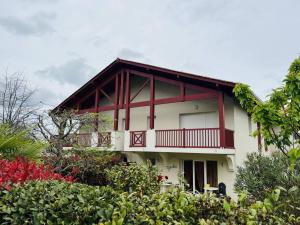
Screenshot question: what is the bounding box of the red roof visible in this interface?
[54,58,237,110]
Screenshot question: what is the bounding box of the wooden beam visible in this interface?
[99,105,114,111]
[94,89,100,132]
[150,75,155,129]
[130,69,217,93]
[77,90,96,105]
[95,89,99,112]
[128,101,149,108]
[99,88,113,102]
[184,92,218,101]
[130,79,150,102]
[119,70,124,108]
[125,71,130,130]
[218,92,225,147]
[114,74,119,130]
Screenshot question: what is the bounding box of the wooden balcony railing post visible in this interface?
[183,128,186,148]
[155,128,234,149]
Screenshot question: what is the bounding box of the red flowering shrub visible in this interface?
[0,157,74,190]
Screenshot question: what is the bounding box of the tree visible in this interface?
[35,109,95,158]
[0,72,37,130]
[233,56,300,166]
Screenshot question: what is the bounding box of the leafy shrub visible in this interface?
[43,148,124,185]
[105,161,160,195]
[0,181,116,225]
[0,124,45,160]
[0,181,299,225]
[235,152,300,215]
[0,157,74,190]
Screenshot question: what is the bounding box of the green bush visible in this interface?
[0,124,45,160]
[0,181,299,225]
[43,148,124,185]
[105,161,160,195]
[235,152,300,215]
[0,181,116,225]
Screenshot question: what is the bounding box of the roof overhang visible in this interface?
[53,58,237,111]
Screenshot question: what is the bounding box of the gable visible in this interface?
[53,58,236,112]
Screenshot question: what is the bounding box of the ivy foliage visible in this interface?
[233,57,300,162]
[0,181,299,225]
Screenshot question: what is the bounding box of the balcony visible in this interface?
[64,131,124,151]
[126,128,235,154]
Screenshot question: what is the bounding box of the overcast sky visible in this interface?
[0,0,299,108]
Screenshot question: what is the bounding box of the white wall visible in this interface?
[125,152,236,197]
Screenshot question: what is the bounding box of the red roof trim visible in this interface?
[54,58,236,110]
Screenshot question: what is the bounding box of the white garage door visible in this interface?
[180,112,218,129]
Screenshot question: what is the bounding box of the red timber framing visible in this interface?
[73,68,226,144]
[125,71,130,130]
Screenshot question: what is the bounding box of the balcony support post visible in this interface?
[125,71,130,130]
[218,92,225,147]
[150,74,155,129]
[114,73,119,131]
[119,71,124,109]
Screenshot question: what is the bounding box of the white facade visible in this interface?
[55,59,264,198]
[80,79,261,198]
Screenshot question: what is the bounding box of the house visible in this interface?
[55,58,261,197]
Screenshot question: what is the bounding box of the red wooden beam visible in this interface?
[99,105,114,111]
[218,92,225,147]
[130,78,150,102]
[99,88,113,102]
[130,69,217,93]
[78,92,218,113]
[79,73,117,105]
[96,73,117,89]
[154,97,180,105]
[128,101,149,108]
[77,90,96,105]
[94,89,100,132]
[125,71,130,130]
[184,92,218,101]
[119,70,124,108]
[114,74,119,130]
[150,75,155,129]
[95,89,99,112]
[185,83,218,93]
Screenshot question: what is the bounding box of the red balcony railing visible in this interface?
[130,131,146,147]
[155,128,234,148]
[98,132,111,147]
[77,133,92,147]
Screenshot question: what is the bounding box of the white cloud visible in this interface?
[0,0,299,110]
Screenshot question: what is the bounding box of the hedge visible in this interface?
[0,181,299,225]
